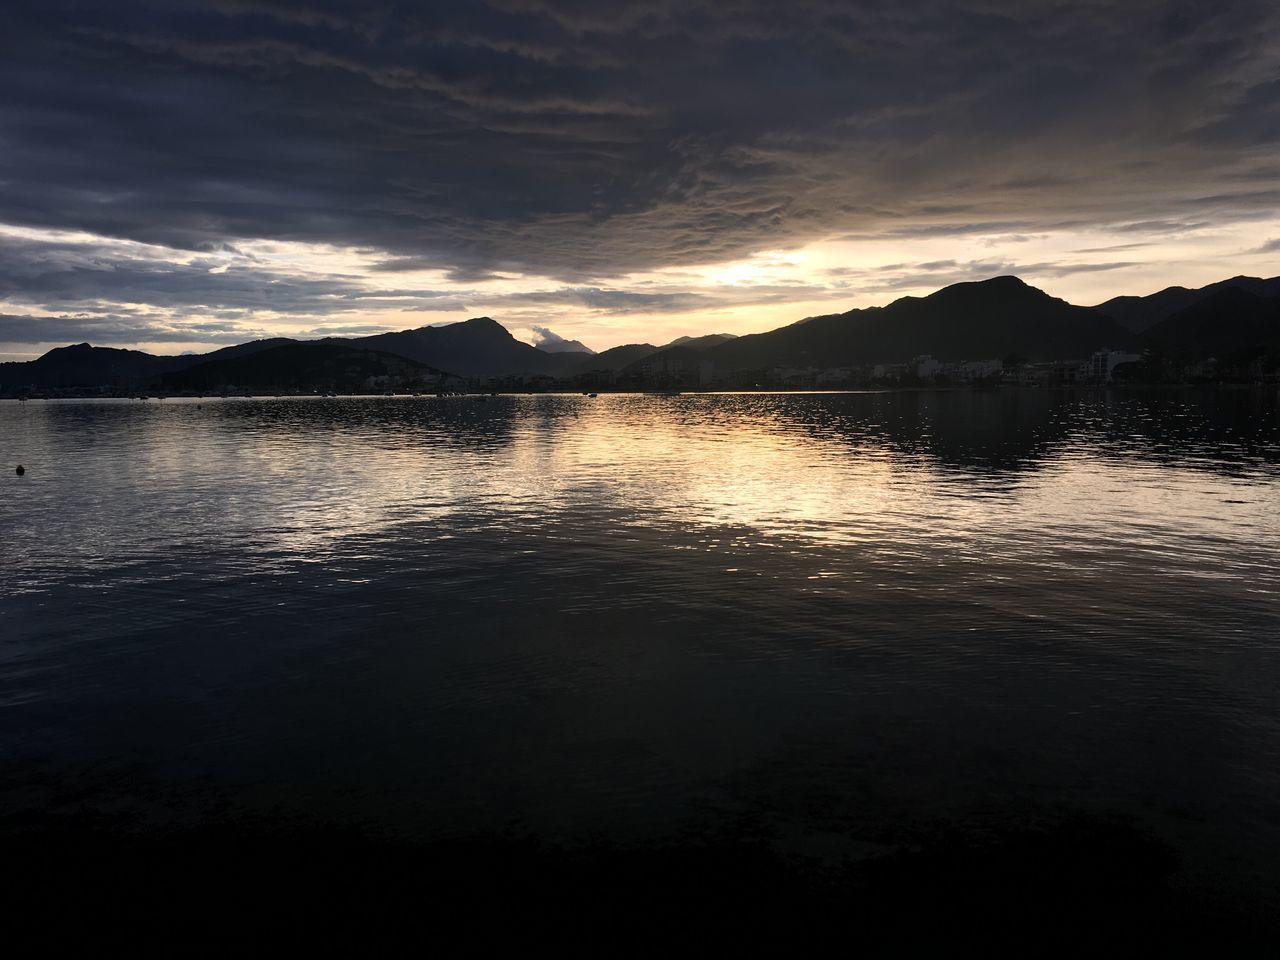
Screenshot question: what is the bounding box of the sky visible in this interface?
[2,0,1279,360]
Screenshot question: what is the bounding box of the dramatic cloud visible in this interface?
[0,312,267,346]
[2,0,1279,350]
[529,325,570,347]
[0,235,380,314]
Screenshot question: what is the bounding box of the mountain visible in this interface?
[1143,287,1280,361]
[6,274,1270,392]
[1093,287,1208,334]
[562,334,733,375]
[619,344,709,378]
[535,337,595,355]
[1095,276,1280,332]
[182,337,299,365]
[605,333,737,378]
[571,343,658,371]
[0,343,173,388]
[663,333,737,350]
[0,338,304,390]
[338,317,578,377]
[683,276,1131,373]
[162,342,448,391]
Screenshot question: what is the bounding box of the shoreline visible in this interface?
[3,382,1278,401]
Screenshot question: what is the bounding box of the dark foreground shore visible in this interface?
[3,812,1275,955]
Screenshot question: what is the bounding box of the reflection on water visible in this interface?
[1,390,1279,919]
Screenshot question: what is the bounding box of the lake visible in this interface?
[2,389,1279,948]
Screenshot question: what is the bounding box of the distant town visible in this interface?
[601,347,1145,391]
[0,346,1166,398]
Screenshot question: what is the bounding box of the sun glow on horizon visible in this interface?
[3,215,1280,357]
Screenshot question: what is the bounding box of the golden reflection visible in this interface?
[71,394,1269,579]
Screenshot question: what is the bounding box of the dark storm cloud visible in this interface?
[0,311,266,345]
[828,258,1137,279]
[490,286,709,312]
[1,0,1278,287]
[1111,219,1212,234]
[0,233,836,324]
[0,235,461,314]
[821,257,1143,299]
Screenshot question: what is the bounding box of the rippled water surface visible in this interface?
[3,391,1279,898]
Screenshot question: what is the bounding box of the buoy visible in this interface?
[15,465,25,476]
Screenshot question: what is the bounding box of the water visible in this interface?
[2,390,1280,927]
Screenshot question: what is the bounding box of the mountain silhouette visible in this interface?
[664,333,738,350]
[674,276,1132,372]
[338,317,579,377]
[162,342,449,391]
[183,337,299,364]
[0,343,172,387]
[1143,287,1280,362]
[1095,276,1280,333]
[4,273,1276,392]
[576,343,659,371]
[571,335,735,374]
[0,338,299,388]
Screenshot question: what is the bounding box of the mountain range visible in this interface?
[663,276,1126,374]
[2,274,1276,391]
[1092,276,1280,333]
[162,343,447,392]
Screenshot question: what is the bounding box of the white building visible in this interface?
[873,362,909,380]
[957,359,1002,381]
[914,355,941,379]
[815,368,853,384]
[1083,349,1141,382]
